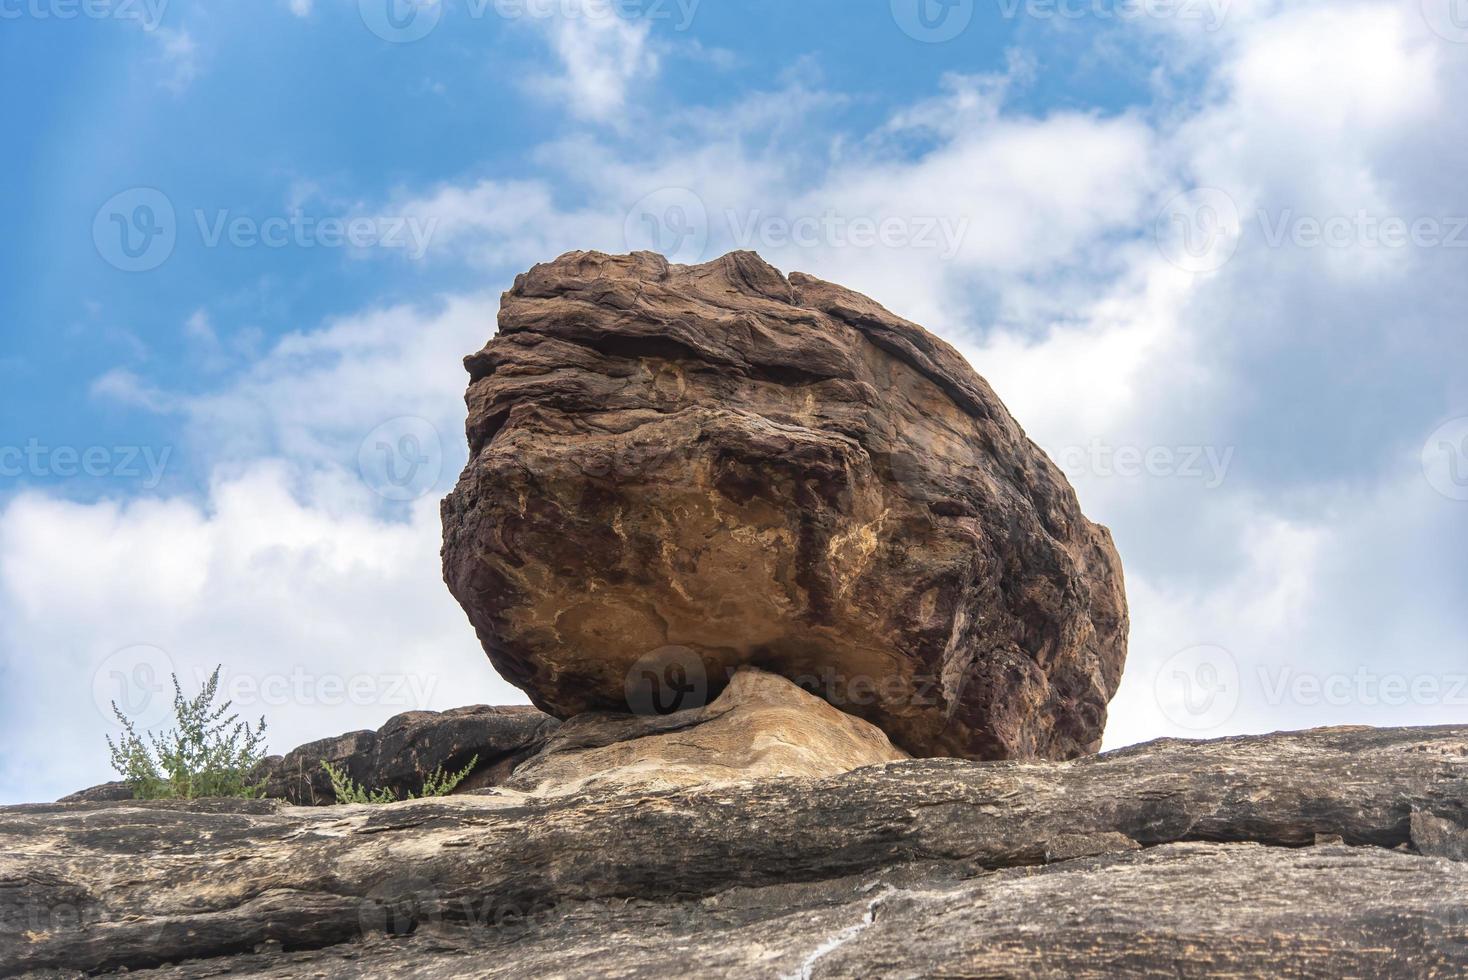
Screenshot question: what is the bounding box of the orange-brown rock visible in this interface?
[441,250,1128,760]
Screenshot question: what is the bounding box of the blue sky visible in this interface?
[3,0,1467,803]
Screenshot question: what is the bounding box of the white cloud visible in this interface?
[91,368,177,414]
[1,296,524,804]
[529,1,660,122]
[152,27,200,94]
[0,467,527,804]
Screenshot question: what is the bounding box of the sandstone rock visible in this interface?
[9,726,1468,977]
[441,250,1128,761]
[501,667,908,796]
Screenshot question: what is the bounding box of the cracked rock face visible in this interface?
[9,726,1468,977]
[440,250,1129,761]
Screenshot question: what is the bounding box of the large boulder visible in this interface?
[441,250,1128,761]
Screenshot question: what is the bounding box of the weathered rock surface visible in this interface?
[10,725,1468,977]
[502,668,908,796]
[61,705,560,806]
[441,250,1128,761]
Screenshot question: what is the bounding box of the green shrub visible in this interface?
[321,755,478,805]
[107,666,268,800]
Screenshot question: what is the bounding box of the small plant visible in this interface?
[107,666,269,800]
[321,755,478,805]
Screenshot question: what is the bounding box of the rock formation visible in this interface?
[13,725,1468,976]
[502,668,908,796]
[62,704,559,806]
[441,250,1128,761]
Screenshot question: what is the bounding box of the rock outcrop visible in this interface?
[11,726,1468,977]
[62,671,902,807]
[502,668,908,796]
[441,250,1128,761]
[62,705,560,806]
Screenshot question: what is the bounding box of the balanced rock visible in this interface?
[441,250,1128,760]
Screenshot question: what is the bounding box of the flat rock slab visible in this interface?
[6,725,1468,977]
[441,250,1129,761]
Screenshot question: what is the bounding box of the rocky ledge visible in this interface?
[8,722,1468,977]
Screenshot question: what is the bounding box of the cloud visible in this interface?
[0,465,527,804]
[91,368,177,414]
[528,1,660,122]
[152,27,200,94]
[0,295,522,804]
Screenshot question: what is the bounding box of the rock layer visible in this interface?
[441,250,1128,761]
[8,725,1468,977]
